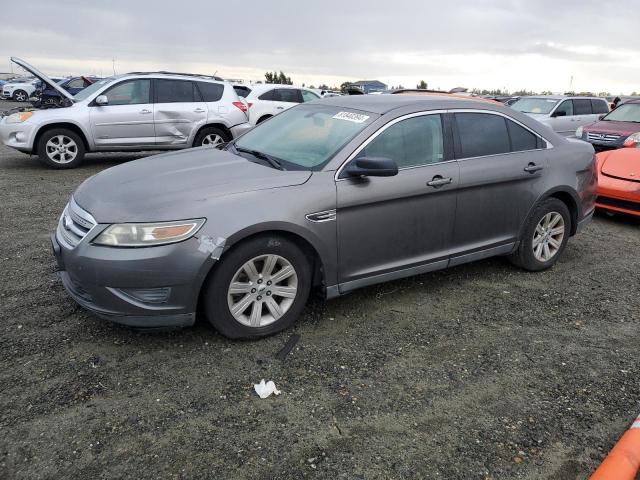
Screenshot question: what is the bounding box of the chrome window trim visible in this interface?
[334,110,447,181]
[334,108,553,181]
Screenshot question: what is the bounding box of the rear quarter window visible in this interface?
[258,89,276,101]
[197,81,224,102]
[591,99,609,114]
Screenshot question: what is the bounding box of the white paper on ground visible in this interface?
[254,379,281,399]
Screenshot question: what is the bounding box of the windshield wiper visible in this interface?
[234,145,284,170]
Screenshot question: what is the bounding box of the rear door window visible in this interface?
[359,114,444,168]
[276,89,302,103]
[155,79,196,103]
[196,81,224,102]
[591,99,609,114]
[573,99,592,115]
[455,113,511,158]
[506,119,539,151]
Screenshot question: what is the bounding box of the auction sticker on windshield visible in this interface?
[333,112,370,123]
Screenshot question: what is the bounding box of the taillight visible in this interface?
[232,101,248,113]
[247,102,253,108]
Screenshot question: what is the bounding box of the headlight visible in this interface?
[623,132,640,148]
[6,111,34,124]
[575,126,584,138]
[93,219,205,247]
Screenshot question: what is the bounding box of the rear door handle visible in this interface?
[427,175,453,188]
[276,106,284,110]
[140,109,152,114]
[524,163,544,173]
[194,108,206,113]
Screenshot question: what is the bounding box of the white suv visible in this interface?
[0,58,252,168]
[2,77,39,102]
[245,84,321,126]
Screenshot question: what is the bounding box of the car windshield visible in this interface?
[602,103,640,123]
[234,105,378,170]
[510,98,559,114]
[73,77,115,101]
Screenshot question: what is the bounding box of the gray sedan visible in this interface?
[52,95,597,338]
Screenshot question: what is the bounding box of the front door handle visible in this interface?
[140,109,152,114]
[427,175,453,188]
[276,106,284,110]
[194,108,206,113]
[524,163,544,173]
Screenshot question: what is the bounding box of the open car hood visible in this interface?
[11,57,74,102]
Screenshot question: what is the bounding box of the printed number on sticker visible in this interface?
[333,112,370,123]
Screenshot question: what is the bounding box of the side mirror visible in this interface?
[95,95,108,106]
[551,110,566,118]
[346,156,398,177]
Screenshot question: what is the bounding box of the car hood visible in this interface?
[11,57,74,102]
[584,120,640,136]
[599,149,640,182]
[73,148,312,223]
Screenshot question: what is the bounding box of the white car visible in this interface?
[2,77,39,102]
[245,84,321,125]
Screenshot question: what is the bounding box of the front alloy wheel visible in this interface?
[227,254,298,328]
[45,135,79,164]
[13,90,28,102]
[203,235,311,339]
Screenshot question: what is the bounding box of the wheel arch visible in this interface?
[520,187,580,238]
[195,224,330,314]
[257,114,272,124]
[192,123,232,147]
[33,122,91,154]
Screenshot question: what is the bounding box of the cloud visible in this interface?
[1,0,639,93]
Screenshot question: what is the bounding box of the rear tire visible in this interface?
[202,235,311,339]
[509,198,571,271]
[37,128,86,169]
[13,90,29,102]
[256,115,272,124]
[193,127,230,148]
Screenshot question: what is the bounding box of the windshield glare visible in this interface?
[511,98,559,115]
[73,77,115,101]
[234,105,377,170]
[603,103,640,123]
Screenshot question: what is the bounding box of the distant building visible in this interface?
[350,80,387,94]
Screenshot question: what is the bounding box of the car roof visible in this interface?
[316,94,512,114]
[523,95,606,101]
[114,72,226,84]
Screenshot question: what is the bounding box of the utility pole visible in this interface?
[112,58,116,76]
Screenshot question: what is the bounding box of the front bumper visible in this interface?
[230,122,253,138]
[596,175,640,217]
[51,227,215,328]
[0,119,35,152]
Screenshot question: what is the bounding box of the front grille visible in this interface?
[587,132,622,143]
[597,196,640,213]
[56,197,97,249]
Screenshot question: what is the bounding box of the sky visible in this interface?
[1,0,639,94]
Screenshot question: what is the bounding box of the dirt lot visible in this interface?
[0,98,639,479]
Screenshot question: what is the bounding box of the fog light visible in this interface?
[113,287,172,305]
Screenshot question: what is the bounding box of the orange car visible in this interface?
[595,148,640,216]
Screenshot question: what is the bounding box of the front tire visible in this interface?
[509,198,571,271]
[202,235,312,339]
[193,127,230,148]
[37,128,86,169]
[13,90,29,102]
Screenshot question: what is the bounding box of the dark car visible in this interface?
[51,95,596,338]
[37,76,101,106]
[577,100,640,150]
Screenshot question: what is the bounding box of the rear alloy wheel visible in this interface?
[203,235,311,339]
[37,128,86,169]
[194,127,230,148]
[13,90,28,102]
[509,198,571,271]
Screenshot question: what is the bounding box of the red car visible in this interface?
[578,100,640,151]
[595,148,640,216]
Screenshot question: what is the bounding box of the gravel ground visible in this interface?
[1,98,639,479]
